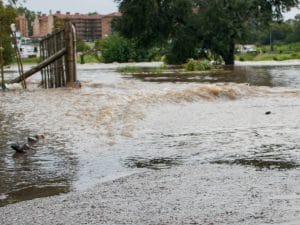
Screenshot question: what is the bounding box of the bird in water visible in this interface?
[11,134,44,153]
[10,143,32,153]
[27,134,45,145]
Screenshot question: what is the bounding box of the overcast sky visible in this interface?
[19,0,119,14]
[4,0,300,19]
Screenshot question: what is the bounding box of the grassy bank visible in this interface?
[117,64,168,74]
[236,52,300,61]
[236,42,300,61]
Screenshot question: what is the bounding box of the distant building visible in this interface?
[101,12,121,38]
[33,14,54,38]
[16,14,29,37]
[32,11,121,41]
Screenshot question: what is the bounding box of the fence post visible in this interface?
[64,22,77,84]
[0,39,4,90]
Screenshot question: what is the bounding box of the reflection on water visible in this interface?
[0,112,77,207]
[123,156,184,170]
[5,186,69,205]
[212,142,300,170]
[128,65,300,88]
[1,64,300,207]
[213,158,299,170]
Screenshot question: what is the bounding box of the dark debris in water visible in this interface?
[212,158,299,170]
[0,185,70,207]
[123,157,184,170]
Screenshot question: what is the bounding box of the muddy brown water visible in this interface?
[0,64,300,207]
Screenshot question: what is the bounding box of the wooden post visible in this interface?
[64,22,77,84]
[8,24,77,88]
[9,48,66,84]
[11,27,26,89]
[0,39,4,90]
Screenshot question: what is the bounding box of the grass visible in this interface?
[260,42,300,52]
[13,57,40,65]
[236,42,300,61]
[78,54,102,64]
[236,42,300,62]
[236,52,300,61]
[116,66,144,73]
[117,64,168,74]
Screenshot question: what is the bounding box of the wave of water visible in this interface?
[1,65,300,207]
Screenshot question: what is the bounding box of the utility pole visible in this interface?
[0,37,4,90]
[270,30,274,52]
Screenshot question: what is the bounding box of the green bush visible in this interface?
[184,59,211,71]
[95,34,135,63]
[3,35,15,65]
[77,41,91,53]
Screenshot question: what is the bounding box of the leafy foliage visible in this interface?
[77,41,91,53]
[184,59,211,71]
[16,7,36,36]
[115,0,300,65]
[0,2,17,65]
[95,34,135,63]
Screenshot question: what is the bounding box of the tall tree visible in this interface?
[115,0,299,65]
[0,1,17,65]
[195,0,299,65]
[17,7,36,36]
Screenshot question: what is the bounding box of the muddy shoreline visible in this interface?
[1,163,300,225]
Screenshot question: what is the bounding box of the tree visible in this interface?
[114,0,179,48]
[115,0,299,65]
[0,1,16,88]
[285,15,300,43]
[17,7,36,36]
[195,0,299,65]
[0,1,17,65]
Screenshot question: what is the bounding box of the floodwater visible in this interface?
[0,63,300,210]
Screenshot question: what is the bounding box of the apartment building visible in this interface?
[16,14,29,37]
[32,11,121,41]
[33,14,54,38]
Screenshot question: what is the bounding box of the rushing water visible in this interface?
[0,63,300,207]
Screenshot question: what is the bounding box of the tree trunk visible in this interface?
[222,41,235,65]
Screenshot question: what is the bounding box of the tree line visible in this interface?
[112,0,300,65]
[248,16,300,45]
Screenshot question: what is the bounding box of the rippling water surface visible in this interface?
[0,64,299,207]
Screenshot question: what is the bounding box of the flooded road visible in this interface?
[0,63,300,215]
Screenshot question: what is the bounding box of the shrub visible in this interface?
[77,41,91,53]
[184,59,211,71]
[3,35,14,65]
[96,34,135,63]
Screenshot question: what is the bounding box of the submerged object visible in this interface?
[11,143,31,153]
[11,134,44,154]
[265,111,271,115]
[27,134,45,144]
